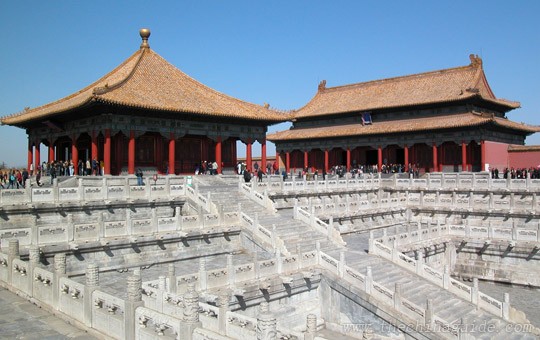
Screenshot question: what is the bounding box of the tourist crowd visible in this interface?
[491,167,540,179]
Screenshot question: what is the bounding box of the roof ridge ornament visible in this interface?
[140,28,151,49]
[318,80,326,92]
[469,54,482,67]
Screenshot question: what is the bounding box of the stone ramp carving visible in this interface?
[196,177,338,254]
[195,176,537,339]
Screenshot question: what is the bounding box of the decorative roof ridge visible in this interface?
[92,48,147,96]
[0,50,142,123]
[318,61,477,94]
[134,49,290,117]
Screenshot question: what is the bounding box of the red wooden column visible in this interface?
[48,141,54,163]
[91,131,98,161]
[404,145,409,172]
[246,138,252,172]
[377,146,383,172]
[169,133,176,175]
[27,140,33,173]
[461,142,467,172]
[324,149,329,173]
[261,139,267,172]
[128,130,136,175]
[432,143,438,172]
[285,152,290,173]
[215,136,222,174]
[104,129,111,175]
[71,136,78,175]
[438,144,444,172]
[303,150,309,169]
[480,140,486,172]
[346,148,351,172]
[34,141,40,175]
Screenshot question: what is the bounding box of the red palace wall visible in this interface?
[484,141,509,170]
[509,151,540,169]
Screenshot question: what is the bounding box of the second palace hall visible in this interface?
[1,29,538,175]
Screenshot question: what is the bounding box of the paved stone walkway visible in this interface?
[0,287,98,340]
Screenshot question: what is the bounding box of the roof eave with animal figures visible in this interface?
[267,111,540,142]
[292,54,520,120]
[1,29,289,128]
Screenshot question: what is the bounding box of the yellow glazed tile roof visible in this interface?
[1,45,288,126]
[293,55,520,119]
[267,112,540,141]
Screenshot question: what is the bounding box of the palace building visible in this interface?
[268,55,540,174]
[2,29,539,175]
[0,29,286,175]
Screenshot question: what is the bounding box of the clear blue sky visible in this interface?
[1,1,539,167]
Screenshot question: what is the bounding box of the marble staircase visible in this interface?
[194,175,536,339]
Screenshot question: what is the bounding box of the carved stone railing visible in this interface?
[0,205,238,248]
[374,222,540,248]
[0,176,187,206]
[239,183,277,212]
[317,249,460,339]
[369,238,513,322]
[293,205,346,247]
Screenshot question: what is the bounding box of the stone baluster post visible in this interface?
[29,245,40,265]
[305,314,317,340]
[199,257,207,291]
[293,199,298,219]
[84,263,100,326]
[52,253,66,309]
[415,249,424,276]
[257,302,276,340]
[502,293,510,321]
[471,278,479,307]
[442,265,450,289]
[217,290,229,333]
[365,266,372,294]
[29,245,40,296]
[126,274,144,340]
[175,206,182,231]
[391,240,399,262]
[218,204,224,225]
[78,177,84,201]
[394,282,402,310]
[180,283,201,340]
[296,245,303,269]
[31,215,39,245]
[425,299,433,327]
[155,275,166,312]
[327,216,334,238]
[7,239,20,285]
[227,254,235,286]
[276,251,283,274]
[368,230,374,253]
[339,251,346,278]
[167,264,176,294]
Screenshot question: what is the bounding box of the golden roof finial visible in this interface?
[140,28,151,49]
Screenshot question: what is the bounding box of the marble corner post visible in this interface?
[125,274,144,340]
